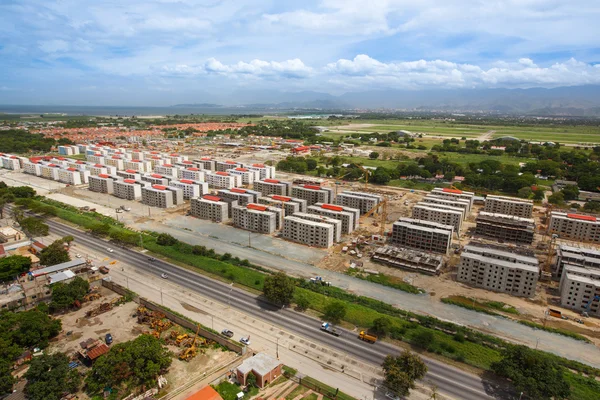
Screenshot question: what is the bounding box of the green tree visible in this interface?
[0,309,62,349]
[0,255,32,282]
[294,293,310,311]
[89,223,111,236]
[39,239,70,267]
[85,335,172,395]
[561,185,580,201]
[9,186,36,199]
[49,277,89,312]
[20,217,49,237]
[548,192,565,205]
[371,168,391,185]
[324,301,346,323]
[246,371,258,387]
[491,345,570,400]
[25,353,80,400]
[412,330,434,349]
[532,188,546,201]
[369,151,380,159]
[382,351,428,397]
[263,272,296,306]
[371,317,392,337]
[0,360,15,395]
[156,233,178,246]
[517,187,533,199]
[306,159,318,171]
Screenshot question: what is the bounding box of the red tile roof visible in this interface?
[125,169,137,173]
[179,179,194,184]
[264,179,279,183]
[442,188,463,194]
[231,188,246,193]
[186,385,223,400]
[151,174,163,178]
[123,179,136,184]
[567,214,597,222]
[98,174,110,178]
[187,167,200,171]
[271,195,290,202]
[86,343,110,360]
[215,171,229,176]
[235,167,248,172]
[321,204,343,211]
[252,163,265,167]
[203,195,221,202]
[247,203,268,211]
[303,185,321,190]
[152,185,167,190]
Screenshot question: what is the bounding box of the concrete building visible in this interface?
[232,204,277,234]
[169,179,208,199]
[236,352,282,388]
[247,163,275,180]
[475,212,535,244]
[430,188,475,212]
[554,244,600,279]
[457,243,539,297]
[559,265,600,317]
[88,174,115,194]
[58,145,80,156]
[257,196,300,216]
[113,179,143,200]
[195,157,215,171]
[141,185,176,208]
[307,203,359,234]
[253,179,292,197]
[39,164,60,180]
[116,170,141,181]
[412,203,463,233]
[142,173,171,186]
[291,185,333,206]
[484,195,534,218]
[372,245,443,275]
[227,167,260,185]
[335,191,382,214]
[216,160,243,172]
[23,161,41,176]
[105,156,124,170]
[190,195,228,222]
[180,167,205,182]
[422,195,471,215]
[390,218,453,254]
[205,171,242,189]
[0,155,21,170]
[86,154,105,165]
[154,164,181,179]
[123,159,152,173]
[217,188,260,206]
[549,212,600,243]
[89,164,117,176]
[282,216,335,248]
[289,212,341,243]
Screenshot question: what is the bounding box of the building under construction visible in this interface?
[282,215,336,248]
[475,211,535,244]
[253,179,293,197]
[307,203,360,234]
[286,213,342,244]
[389,218,454,255]
[484,195,533,218]
[232,204,277,234]
[554,244,600,279]
[335,191,382,214]
[372,245,443,275]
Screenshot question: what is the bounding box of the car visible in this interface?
[148,257,156,262]
[385,392,400,400]
[221,329,234,338]
[239,336,251,345]
[75,254,82,258]
[106,248,114,253]
[105,333,113,345]
[161,273,168,279]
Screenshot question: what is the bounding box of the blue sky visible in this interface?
[1,0,600,105]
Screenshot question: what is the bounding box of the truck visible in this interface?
[358,331,377,343]
[320,322,340,337]
[99,266,110,274]
[548,308,562,318]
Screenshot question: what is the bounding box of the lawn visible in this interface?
[285,385,308,400]
[213,382,245,400]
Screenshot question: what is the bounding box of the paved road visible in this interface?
[47,219,510,400]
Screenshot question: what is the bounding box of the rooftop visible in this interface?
[236,352,282,376]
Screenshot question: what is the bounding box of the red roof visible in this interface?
[152,185,167,190]
[187,167,200,171]
[203,195,221,202]
[150,151,159,154]
[264,179,279,183]
[216,171,229,176]
[235,167,248,172]
[252,163,265,168]
[567,214,597,222]
[48,163,57,167]
[151,174,163,178]
[123,179,136,184]
[186,385,223,400]
[247,203,268,211]
[272,195,290,202]
[66,167,77,171]
[322,204,343,212]
[86,343,110,360]
[94,153,102,156]
[170,153,179,156]
[132,159,141,162]
[125,169,137,173]
[292,146,311,152]
[201,157,211,160]
[163,164,173,167]
[98,174,110,178]
[231,188,246,193]
[94,163,104,167]
[183,160,192,164]
[442,188,463,194]
[76,161,85,164]
[225,160,237,164]
[304,184,321,190]
[179,179,194,184]
[0,245,5,257]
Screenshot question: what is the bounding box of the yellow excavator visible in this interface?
[179,325,201,361]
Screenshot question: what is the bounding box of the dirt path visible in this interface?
[476,130,496,141]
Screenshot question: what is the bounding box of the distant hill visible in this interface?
[171,103,223,108]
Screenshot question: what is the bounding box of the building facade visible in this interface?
[232,204,277,234]
[475,212,535,244]
[282,216,335,248]
[253,179,292,197]
[335,191,381,214]
[549,212,600,243]
[88,174,115,194]
[190,196,229,222]
[291,185,333,206]
[141,185,175,208]
[389,218,453,254]
[412,203,463,233]
[484,195,534,218]
[113,179,143,200]
[307,203,358,234]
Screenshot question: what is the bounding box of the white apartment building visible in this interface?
[484,195,534,218]
[282,216,335,248]
[554,244,600,279]
[218,188,261,206]
[165,153,187,165]
[142,173,170,186]
[205,171,242,189]
[190,196,229,222]
[105,156,125,170]
[290,212,342,243]
[89,164,117,176]
[113,179,143,200]
[307,203,359,234]
[154,164,181,179]
[180,167,205,182]
[123,159,152,173]
[116,170,142,181]
[549,212,600,243]
[86,154,106,165]
[195,158,215,171]
[390,218,453,254]
[39,164,60,180]
[247,163,275,180]
[559,265,600,317]
[291,185,333,206]
[257,196,300,216]
[412,203,463,233]
[227,167,260,185]
[430,188,475,212]
[216,160,243,172]
[0,155,21,170]
[88,174,115,194]
[253,179,292,197]
[232,204,277,234]
[457,244,539,297]
[58,145,80,156]
[141,185,175,208]
[23,161,41,176]
[57,168,82,185]
[335,191,382,214]
[422,195,471,215]
[169,179,208,199]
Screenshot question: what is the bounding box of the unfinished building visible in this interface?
[484,195,534,219]
[559,265,600,317]
[290,213,342,243]
[205,171,242,189]
[422,195,471,215]
[180,167,205,182]
[227,167,260,185]
[372,245,443,275]
[389,218,453,255]
[257,194,307,216]
[218,188,261,206]
[430,188,475,212]
[190,195,229,222]
[554,244,600,279]
[247,164,276,180]
[412,203,463,233]
[475,212,535,244]
[216,160,243,172]
[169,179,209,199]
[307,203,359,234]
[142,173,171,186]
[291,185,333,206]
[335,191,382,214]
[195,157,215,171]
[282,216,335,248]
[548,212,600,243]
[457,243,539,297]
[232,204,277,234]
[254,179,292,197]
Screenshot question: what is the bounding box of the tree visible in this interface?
[156,233,178,246]
[306,159,318,171]
[0,255,32,282]
[369,152,380,159]
[491,345,570,400]
[9,186,36,199]
[263,272,296,306]
[324,301,346,323]
[532,188,546,201]
[246,371,257,387]
[39,240,70,267]
[85,335,172,395]
[89,222,111,236]
[294,293,310,311]
[517,187,532,199]
[50,277,89,312]
[382,351,428,397]
[371,168,391,185]
[561,185,580,201]
[371,317,392,337]
[412,330,434,349]
[20,217,49,237]
[548,192,565,205]
[25,353,80,400]
[0,360,15,395]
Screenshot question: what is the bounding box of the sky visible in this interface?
[1,0,600,105]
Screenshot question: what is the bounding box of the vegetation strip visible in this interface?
[517,320,591,343]
[441,296,519,317]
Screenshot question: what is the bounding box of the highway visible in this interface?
[45,218,513,400]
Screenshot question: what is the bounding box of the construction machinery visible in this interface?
[360,197,388,237]
[83,292,101,302]
[179,325,201,361]
[582,295,600,317]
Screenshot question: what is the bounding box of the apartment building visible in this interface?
[430,188,475,212]
[216,160,243,172]
[254,179,292,197]
[154,164,181,179]
[205,171,242,189]
[0,155,21,170]
[457,243,539,297]
[307,203,359,234]
[169,179,208,199]
[247,163,275,180]
[105,156,124,170]
[412,203,463,233]
[291,185,333,206]
[116,170,141,181]
[559,265,600,316]
[86,154,105,165]
[123,159,152,173]
[218,188,260,206]
[195,157,215,171]
[335,191,382,214]
[142,173,171,186]
[290,213,341,243]
[475,212,535,244]
[88,174,115,194]
[548,212,600,243]
[89,164,117,176]
[257,196,300,216]
[372,245,444,275]
[57,168,82,185]
[180,167,205,182]
[141,185,175,208]
[554,244,600,279]
[484,195,533,218]
[58,145,80,156]
[147,156,164,169]
[390,218,453,254]
[282,216,335,248]
[422,195,471,214]
[23,161,41,176]
[39,164,60,180]
[190,196,229,222]
[113,179,143,200]
[232,204,277,234]
[227,167,260,185]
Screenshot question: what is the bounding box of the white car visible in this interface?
[106,248,114,253]
[385,392,400,400]
[239,336,251,345]
[161,273,168,279]
[75,254,82,258]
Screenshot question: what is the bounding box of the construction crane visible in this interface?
[543,233,559,276]
[582,295,600,317]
